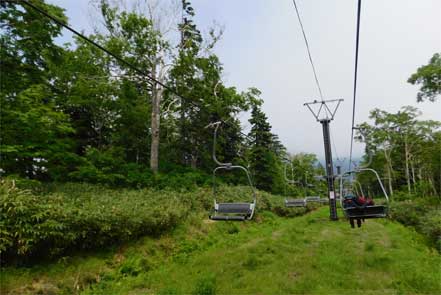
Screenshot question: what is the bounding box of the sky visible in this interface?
[48,0,441,161]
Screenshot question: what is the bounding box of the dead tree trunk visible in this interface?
[404,136,412,194]
[150,71,164,173]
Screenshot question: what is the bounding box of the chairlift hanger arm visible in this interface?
[284,161,300,185]
[208,122,232,167]
[352,127,373,169]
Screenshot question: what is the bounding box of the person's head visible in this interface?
[344,193,355,199]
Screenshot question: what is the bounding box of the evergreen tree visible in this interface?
[247,95,284,193]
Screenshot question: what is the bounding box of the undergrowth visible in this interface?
[0,181,310,265]
[390,197,441,251]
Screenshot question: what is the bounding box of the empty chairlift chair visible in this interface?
[208,122,256,221]
[305,175,329,204]
[284,162,307,208]
[285,198,307,207]
[339,168,389,227]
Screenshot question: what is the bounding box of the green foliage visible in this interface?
[248,101,286,194]
[357,106,441,197]
[3,206,440,294]
[0,181,188,263]
[1,0,288,192]
[0,181,309,264]
[390,198,441,251]
[0,1,78,181]
[68,150,212,189]
[408,53,441,102]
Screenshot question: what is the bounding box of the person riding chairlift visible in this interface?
[343,193,375,228]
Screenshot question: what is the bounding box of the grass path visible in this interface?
[3,207,440,294]
[83,208,440,295]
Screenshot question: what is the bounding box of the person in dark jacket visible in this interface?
[343,193,375,228]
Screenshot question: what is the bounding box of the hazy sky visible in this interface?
[48,0,441,161]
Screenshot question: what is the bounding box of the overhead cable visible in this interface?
[348,0,362,171]
[291,0,324,101]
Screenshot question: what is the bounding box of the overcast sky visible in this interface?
[48,0,441,161]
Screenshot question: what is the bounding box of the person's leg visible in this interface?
[350,219,355,228]
[357,219,362,228]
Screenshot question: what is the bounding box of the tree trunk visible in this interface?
[410,157,416,192]
[384,149,394,196]
[428,176,438,197]
[191,154,198,169]
[410,158,416,184]
[150,81,163,173]
[404,136,411,194]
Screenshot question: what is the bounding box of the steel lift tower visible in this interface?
[304,99,343,220]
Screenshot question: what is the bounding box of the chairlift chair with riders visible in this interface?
[208,122,256,221]
[283,161,307,207]
[339,168,389,228]
[339,127,389,227]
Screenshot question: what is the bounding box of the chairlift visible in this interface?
[339,168,389,228]
[283,162,307,207]
[208,122,256,221]
[305,175,328,204]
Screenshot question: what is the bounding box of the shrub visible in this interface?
[418,210,441,251]
[0,181,316,264]
[390,198,441,251]
[0,181,189,264]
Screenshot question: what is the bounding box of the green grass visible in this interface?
[4,207,439,295]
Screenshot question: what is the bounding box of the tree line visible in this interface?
[0,0,294,193]
[356,106,440,197]
[1,0,439,196]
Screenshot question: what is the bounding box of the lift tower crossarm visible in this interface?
[304,99,343,122]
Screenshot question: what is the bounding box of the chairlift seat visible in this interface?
[210,215,247,221]
[216,202,253,214]
[344,205,387,219]
[305,196,321,202]
[285,198,307,207]
[305,196,328,204]
[210,202,254,221]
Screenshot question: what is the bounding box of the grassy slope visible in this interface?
[3,208,440,295]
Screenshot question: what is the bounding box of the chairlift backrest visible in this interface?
[339,168,389,210]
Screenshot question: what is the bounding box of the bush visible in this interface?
[418,210,441,251]
[0,181,316,264]
[0,181,189,264]
[390,198,441,251]
[3,175,43,192]
[68,153,213,191]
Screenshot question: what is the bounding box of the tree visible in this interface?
[52,37,120,154]
[167,1,250,171]
[358,106,441,197]
[98,0,172,173]
[287,153,326,197]
[408,53,441,102]
[247,93,285,193]
[0,0,76,180]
